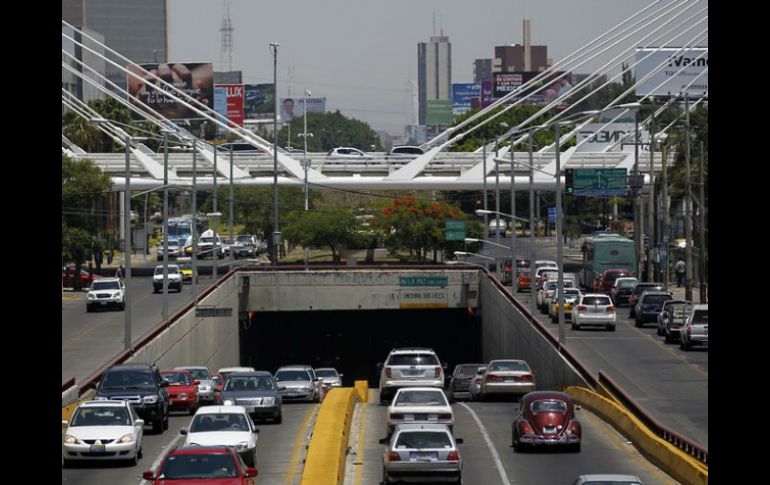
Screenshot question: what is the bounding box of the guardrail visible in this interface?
[598,371,708,465]
[62,378,75,393]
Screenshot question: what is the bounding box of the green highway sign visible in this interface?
[445,220,467,241]
[565,168,628,196]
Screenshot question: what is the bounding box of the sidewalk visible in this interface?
[668,284,707,303]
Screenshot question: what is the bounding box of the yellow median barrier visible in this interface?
[354,380,368,403]
[566,386,708,485]
[300,386,362,485]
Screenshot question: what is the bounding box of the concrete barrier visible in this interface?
[566,386,708,485]
[354,380,368,403]
[300,387,360,485]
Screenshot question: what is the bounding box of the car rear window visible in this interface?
[581,296,612,305]
[394,390,447,406]
[633,285,663,295]
[387,354,439,366]
[275,370,311,381]
[488,361,530,372]
[618,280,637,288]
[692,310,708,324]
[643,295,672,305]
[184,368,212,380]
[395,431,452,449]
[455,365,482,377]
[531,400,567,413]
[160,453,239,479]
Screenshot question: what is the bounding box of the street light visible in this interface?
[207,212,222,280]
[270,41,280,266]
[298,89,314,270]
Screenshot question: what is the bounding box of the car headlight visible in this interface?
[235,441,248,450]
[177,393,188,399]
[92,396,108,401]
[223,399,234,406]
[64,434,78,444]
[114,292,122,298]
[118,433,135,443]
[142,395,158,404]
[262,397,274,405]
[87,294,96,300]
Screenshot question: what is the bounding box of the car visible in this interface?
[680,303,708,350]
[178,260,198,283]
[64,266,102,289]
[549,288,582,323]
[511,391,581,452]
[532,267,559,294]
[488,219,508,236]
[571,474,643,485]
[380,424,463,485]
[387,387,454,435]
[315,367,344,388]
[161,369,199,415]
[175,366,218,405]
[388,145,424,155]
[610,277,639,306]
[656,300,692,343]
[274,366,321,402]
[220,371,282,423]
[517,268,532,292]
[534,260,558,269]
[86,277,126,312]
[378,348,446,404]
[181,406,259,467]
[628,283,666,318]
[572,293,616,331]
[479,359,536,400]
[62,400,144,466]
[156,239,181,261]
[538,279,575,313]
[153,264,183,293]
[93,363,170,434]
[502,258,530,286]
[446,363,485,402]
[542,277,577,311]
[232,237,258,258]
[469,366,487,401]
[634,290,673,327]
[143,445,258,484]
[198,229,226,259]
[218,367,257,382]
[327,147,372,159]
[593,269,636,294]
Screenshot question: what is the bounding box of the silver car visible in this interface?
[175,366,218,405]
[571,475,643,485]
[274,366,320,402]
[315,367,343,388]
[680,304,708,350]
[380,424,463,484]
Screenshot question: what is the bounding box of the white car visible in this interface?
[478,359,536,400]
[152,264,183,293]
[538,280,575,313]
[86,278,126,312]
[181,405,259,467]
[534,260,558,269]
[62,400,144,466]
[571,293,617,331]
[378,348,446,403]
[327,147,372,159]
[381,424,463,485]
[387,387,454,435]
[315,367,343,388]
[156,240,181,261]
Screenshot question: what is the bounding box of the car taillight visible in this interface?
[606,306,615,312]
[390,413,404,420]
[577,305,587,311]
[434,367,441,378]
[687,326,692,335]
[504,266,512,272]
[485,374,504,382]
[447,450,461,461]
[517,374,533,382]
[385,368,392,378]
[388,452,401,462]
[438,413,453,420]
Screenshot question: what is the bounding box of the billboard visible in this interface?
[280,97,327,122]
[244,84,275,119]
[635,48,708,97]
[425,99,453,125]
[492,71,542,99]
[577,108,635,153]
[127,62,214,119]
[213,84,244,127]
[452,83,481,115]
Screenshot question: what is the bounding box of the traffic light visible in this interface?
[565,168,575,194]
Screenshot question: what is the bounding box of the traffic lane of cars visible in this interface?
[533,300,708,447]
[62,275,213,383]
[358,393,672,484]
[62,402,317,485]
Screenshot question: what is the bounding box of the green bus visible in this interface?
[580,233,636,289]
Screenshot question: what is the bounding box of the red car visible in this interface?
[143,445,258,484]
[62,267,102,288]
[161,370,199,415]
[592,269,635,294]
[511,391,581,452]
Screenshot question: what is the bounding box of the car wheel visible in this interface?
[664,332,671,343]
[189,403,198,416]
[570,442,581,453]
[550,313,557,323]
[572,322,579,330]
[152,418,163,434]
[62,458,72,468]
[138,446,143,459]
[129,450,139,466]
[607,324,615,331]
[275,411,283,424]
[681,340,691,351]
[635,317,642,327]
[629,309,635,318]
[86,305,93,313]
[382,466,391,485]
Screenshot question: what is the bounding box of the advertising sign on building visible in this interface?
[634,47,708,97]
[425,99,453,125]
[452,83,481,115]
[243,84,275,119]
[127,62,214,120]
[280,97,327,123]
[493,72,524,98]
[577,108,636,152]
[213,84,244,127]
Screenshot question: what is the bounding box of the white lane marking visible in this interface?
[137,432,184,484]
[459,402,512,485]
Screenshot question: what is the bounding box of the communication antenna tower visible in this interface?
[220,0,234,71]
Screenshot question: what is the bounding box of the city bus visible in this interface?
[580,233,636,289]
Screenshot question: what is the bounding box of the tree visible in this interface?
[62,226,94,291]
[62,154,113,233]
[282,209,362,263]
[277,111,382,152]
[230,186,305,257]
[450,105,555,152]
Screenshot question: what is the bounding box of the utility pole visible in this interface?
[684,94,693,301]
[270,42,280,265]
[698,140,707,303]
[633,111,643,279]
[647,115,655,282]
[661,142,670,288]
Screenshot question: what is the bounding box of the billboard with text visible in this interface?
[635,48,708,97]
[280,97,327,122]
[244,84,275,119]
[127,62,213,120]
[452,83,481,115]
[213,84,244,127]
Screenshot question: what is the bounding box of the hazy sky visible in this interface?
[167,0,657,133]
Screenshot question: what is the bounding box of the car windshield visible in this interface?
[179,263,192,270]
[488,361,530,372]
[224,376,275,391]
[692,310,708,324]
[619,280,637,288]
[395,431,452,449]
[158,453,239,479]
[190,413,250,432]
[394,390,447,406]
[162,372,191,385]
[155,266,179,275]
[643,295,671,305]
[237,236,252,242]
[560,290,581,299]
[184,368,212,380]
[71,406,131,426]
[387,354,439,366]
[91,281,120,290]
[581,296,612,306]
[275,370,311,382]
[315,369,338,378]
[633,285,663,295]
[200,237,214,243]
[531,399,568,413]
[100,370,156,390]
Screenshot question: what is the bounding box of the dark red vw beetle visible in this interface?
[511,391,581,452]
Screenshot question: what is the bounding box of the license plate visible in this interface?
[505,377,515,382]
[100,301,108,305]
[90,444,106,453]
[402,369,420,376]
[414,414,428,421]
[404,414,414,421]
[411,452,437,461]
[589,307,602,313]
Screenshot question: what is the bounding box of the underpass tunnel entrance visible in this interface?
[240,308,482,386]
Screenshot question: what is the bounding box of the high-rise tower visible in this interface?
[417,29,451,125]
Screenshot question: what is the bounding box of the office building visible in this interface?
[474,59,492,83]
[418,33,452,125]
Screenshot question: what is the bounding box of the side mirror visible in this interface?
[378,437,389,445]
[180,428,188,435]
[143,471,156,480]
[136,419,145,427]
[245,467,259,477]
[160,381,170,388]
[455,438,464,444]
[253,428,260,434]
[338,374,344,378]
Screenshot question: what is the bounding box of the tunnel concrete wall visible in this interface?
[479,276,588,391]
[126,277,240,372]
